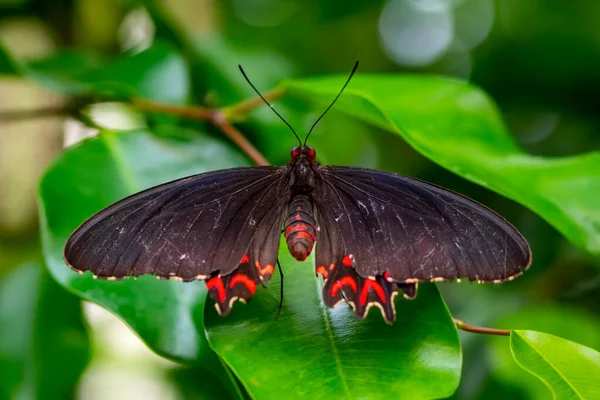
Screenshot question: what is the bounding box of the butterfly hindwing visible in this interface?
[205,188,286,315]
[64,166,289,311]
[314,166,531,322]
[315,207,418,324]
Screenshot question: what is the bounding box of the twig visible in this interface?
[0,106,71,122]
[224,88,284,118]
[131,98,214,120]
[453,317,510,336]
[211,112,269,166]
[131,98,269,166]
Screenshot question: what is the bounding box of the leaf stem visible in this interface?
[453,317,510,336]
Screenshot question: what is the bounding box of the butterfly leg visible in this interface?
[275,259,284,319]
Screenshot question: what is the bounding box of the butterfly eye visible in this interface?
[291,147,301,160]
[306,147,316,161]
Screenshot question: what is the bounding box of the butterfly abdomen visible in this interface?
[284,195,317,261]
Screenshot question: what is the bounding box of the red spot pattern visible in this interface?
[229,274,257,295]
[383,271,390,281]
[255,261,274,276]
[295,214,302,221]
[359,279,386,306]
[206,277,226,302]
[316,265,328,278]
[342,255,353,266]
[240,254,249,264]
[331,276,358,297]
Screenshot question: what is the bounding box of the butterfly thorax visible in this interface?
[288,146,318,194]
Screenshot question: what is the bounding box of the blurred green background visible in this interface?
[1,0,600,399]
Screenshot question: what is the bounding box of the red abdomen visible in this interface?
[284,195,317,261]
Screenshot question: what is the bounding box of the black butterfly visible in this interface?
[64,62,531,324]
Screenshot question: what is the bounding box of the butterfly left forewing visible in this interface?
[65,166,289,314]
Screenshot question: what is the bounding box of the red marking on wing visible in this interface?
[342,255,353,266]
[331,276,358,297]
[383,271,390,281]
[359,279,386,306]
[295,214,302,221]
[229,274,257,295]
[255,261,274,276]
[316,265,328,278]
[206,277,226,302]
[240,254,249,264]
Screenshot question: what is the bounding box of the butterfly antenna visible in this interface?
[304,60,359,146]
[238,65,302,146]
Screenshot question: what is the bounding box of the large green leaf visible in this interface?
[282,76,600,256]
[0,263,89,400]
[39,127,248,363]
[511,330,600,399]
[205,240,461,400]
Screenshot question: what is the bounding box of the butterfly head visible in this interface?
[291,146,316,163]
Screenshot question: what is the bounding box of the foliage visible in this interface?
[0,263,89,400]
[511,330,600,399]
[2,1,600,399]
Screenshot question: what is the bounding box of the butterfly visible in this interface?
[64,61,531,324]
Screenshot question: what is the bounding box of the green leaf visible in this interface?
[0,42,21,75]
[283,75,600,256]
[0,263,89,400]
[25,42,190,103]
[38,127,249,363]
[205,241,461,400]
[511,330,600,400]
[486,305,600,399]
[167,362,249,400]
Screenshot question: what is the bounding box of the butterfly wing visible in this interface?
[64,166,290,315]
[313,166,531,323]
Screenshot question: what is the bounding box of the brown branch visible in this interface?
[132,98,270,166]
[224,88,285,118]
[453,317,510,336]
[131,98,215,121]
[212,111,270,166]
[0,106,72,122]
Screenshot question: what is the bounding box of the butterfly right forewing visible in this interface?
[313,166,531,323]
